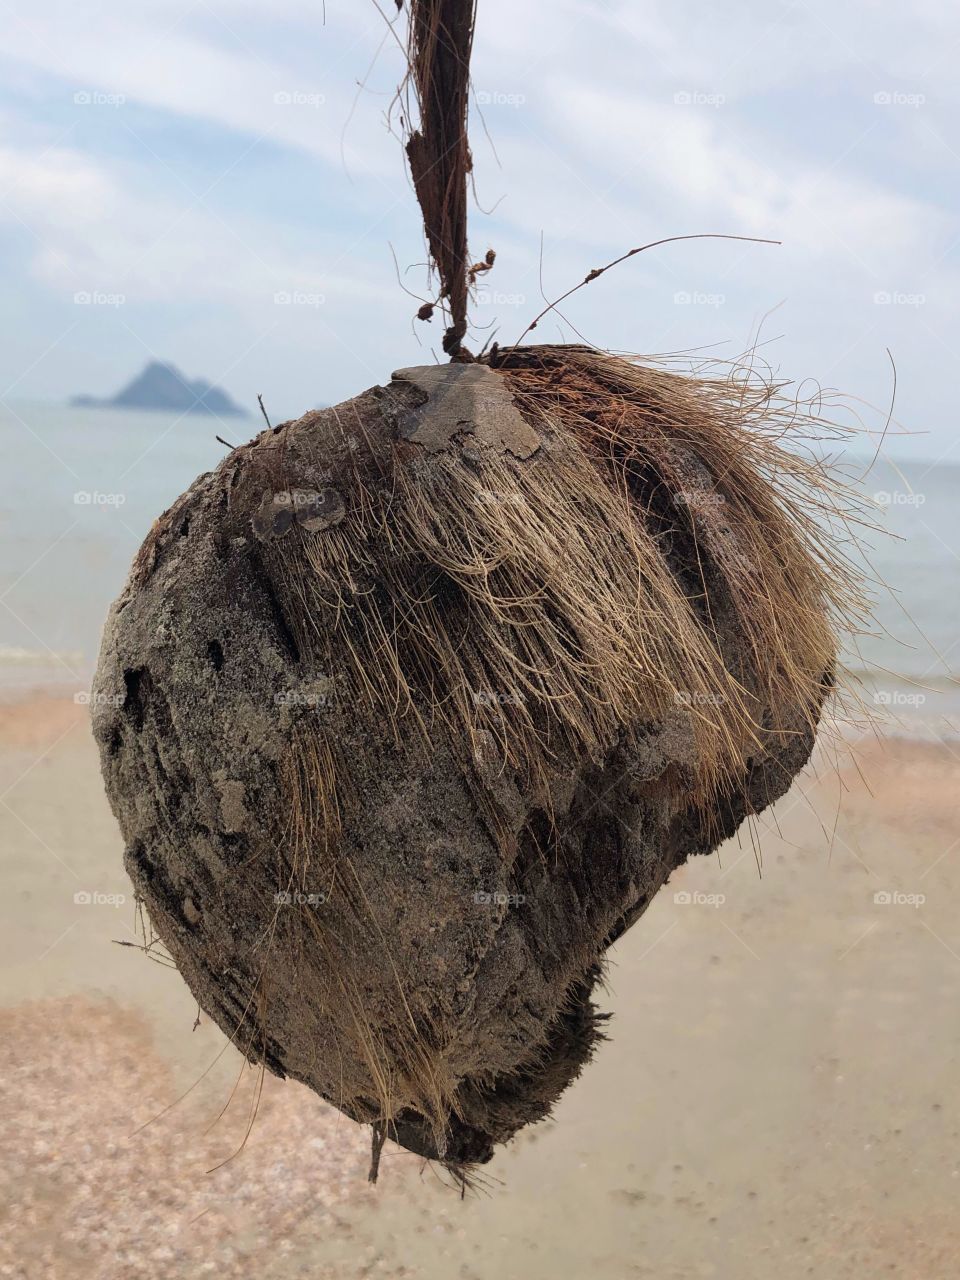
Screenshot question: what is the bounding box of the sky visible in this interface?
[0,0,958,459]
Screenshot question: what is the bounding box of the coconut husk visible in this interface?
[91,346,867,1178]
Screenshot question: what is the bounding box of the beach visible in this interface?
[2,693,959,1279]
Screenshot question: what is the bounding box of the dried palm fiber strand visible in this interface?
[92,0,870,1180]
[403,0,475,355]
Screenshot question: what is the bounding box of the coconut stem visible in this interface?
[405,0,476,358]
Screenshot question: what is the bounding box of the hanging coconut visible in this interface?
[91,0,865,1180]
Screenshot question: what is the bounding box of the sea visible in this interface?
[1,400,958,739]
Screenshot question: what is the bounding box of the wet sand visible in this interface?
[1,696,959,1278]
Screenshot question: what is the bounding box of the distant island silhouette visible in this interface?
[72,361,248,417]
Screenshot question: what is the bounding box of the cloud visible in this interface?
[0,141,405,316]
[545,85,949,267]
[0,1,400,175]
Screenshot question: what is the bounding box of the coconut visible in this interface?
[91,0,871,1182]
[91,344,864,1178]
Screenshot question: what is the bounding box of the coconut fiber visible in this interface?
[91,344,865,1177]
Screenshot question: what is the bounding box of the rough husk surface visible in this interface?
[92,348,849,1174]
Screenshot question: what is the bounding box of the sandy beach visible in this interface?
[1,694,959,1279]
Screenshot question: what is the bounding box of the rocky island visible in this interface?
[72,361,248,417]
